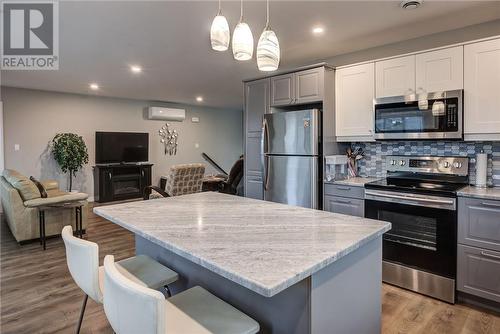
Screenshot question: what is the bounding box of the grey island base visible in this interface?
[94,192,390,334]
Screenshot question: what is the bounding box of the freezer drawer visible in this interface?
[264,155,318,209]
[263,109,319,155]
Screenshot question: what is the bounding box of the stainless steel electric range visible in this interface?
[364,155,469,303]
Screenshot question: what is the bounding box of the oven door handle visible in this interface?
[365,190,455,206]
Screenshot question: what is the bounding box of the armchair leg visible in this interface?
[76,294,88,334]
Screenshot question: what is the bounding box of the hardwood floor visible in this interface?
[1,205,499,334]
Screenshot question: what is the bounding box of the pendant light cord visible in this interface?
[240,0,243,20]
[218,0,221,14]
[266,0,270,27]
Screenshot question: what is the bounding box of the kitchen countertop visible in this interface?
[94,192,390,297]
[457,186,500,201]
[325,177,380,187]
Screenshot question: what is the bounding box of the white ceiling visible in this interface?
[2,1,500,109]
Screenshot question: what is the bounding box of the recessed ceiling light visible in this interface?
[312,26,324,34]
[196,96,203,102]
[130,65,142,73]
[89,83,99,90]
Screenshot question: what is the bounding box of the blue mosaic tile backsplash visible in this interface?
[352,141,500,187]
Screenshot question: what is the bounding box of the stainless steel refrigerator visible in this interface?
[262,109,320,209]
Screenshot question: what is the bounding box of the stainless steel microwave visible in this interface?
[374,90,463,140]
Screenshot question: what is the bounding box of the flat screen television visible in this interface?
[95,132,149,164]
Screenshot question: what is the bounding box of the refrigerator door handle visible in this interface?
[262,117,270,154]
[264,155,270,191]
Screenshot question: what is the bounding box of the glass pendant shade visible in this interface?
[232,21,253,61]
[257,27,280,71]
[210,14,230,51]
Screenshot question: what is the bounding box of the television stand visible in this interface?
[93,163,153,203]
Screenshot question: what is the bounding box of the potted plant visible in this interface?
[51,133,89,192]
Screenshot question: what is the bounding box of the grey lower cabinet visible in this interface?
[244,78,270,200]
[457,197,500,303]
[323,183,364,217]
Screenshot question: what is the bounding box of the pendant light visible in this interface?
[210,0,230,51]
[257,0,280,71]
[232,0,254,61]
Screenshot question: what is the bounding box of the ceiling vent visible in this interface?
[400,0,423,10]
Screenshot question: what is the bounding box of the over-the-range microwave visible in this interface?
[373,89,463,140]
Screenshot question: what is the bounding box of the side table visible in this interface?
[37,200,86,250]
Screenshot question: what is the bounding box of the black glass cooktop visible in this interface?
[365,178,468,197]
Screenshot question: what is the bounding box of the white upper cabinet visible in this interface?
[415,46,464,93]
[335,63,375,141]
[464,38,500,140]
[375,55,415,98]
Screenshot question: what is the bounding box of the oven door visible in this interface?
[374,90,463,140]
[365,190,457,279]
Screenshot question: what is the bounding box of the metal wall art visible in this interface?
[158,123,178,155]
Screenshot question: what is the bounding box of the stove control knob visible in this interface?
[443,161,450,168]
[453,162,462,168]
[399,160,406,166]
[391,160,397,166]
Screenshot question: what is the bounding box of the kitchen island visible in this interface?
[94,192,391,334]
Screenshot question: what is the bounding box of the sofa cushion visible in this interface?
[30,176,48,198]
[3,169,41,201]
[23,192,89,208]
[41,180,59,191]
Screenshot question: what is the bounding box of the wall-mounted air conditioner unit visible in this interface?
[148,107,186,121]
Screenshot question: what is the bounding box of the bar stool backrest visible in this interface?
[62,225,102,303]
[103,255,166,334]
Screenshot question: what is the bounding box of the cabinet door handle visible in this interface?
[336,186,351,191]
[108,172,112,180]
[141,170,145,177]
[481,201,500,208]
[480,251,500,260]
[332,198,352,205]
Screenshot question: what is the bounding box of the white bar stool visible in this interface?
[61,225,179,333]
[103,255,260,334]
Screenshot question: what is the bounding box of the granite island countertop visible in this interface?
[94,192,391,297]
[457,186,500,201]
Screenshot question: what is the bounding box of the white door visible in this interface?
[416,46,464,94]
[335,63,375,140]
[375,55,415,98]
[464,38,500,138]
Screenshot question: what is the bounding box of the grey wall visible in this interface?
[325,19,500,67]
[1,87,243,199]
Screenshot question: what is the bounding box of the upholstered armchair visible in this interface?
[0,169,89,243]
[144,163,205,199]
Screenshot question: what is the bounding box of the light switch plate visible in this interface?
[191,117,200,123]
[14,144,20,151]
